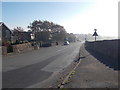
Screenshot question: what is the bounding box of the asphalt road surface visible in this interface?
[2,42,81,88]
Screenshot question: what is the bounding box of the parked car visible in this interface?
[64,41,70,45]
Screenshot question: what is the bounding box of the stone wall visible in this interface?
[12,43,33,53]
[2,43,34,55]
[85,39,119,60]
[2,46,7,55]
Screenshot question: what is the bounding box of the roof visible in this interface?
[0,22,11,31]
[0,22,3,27]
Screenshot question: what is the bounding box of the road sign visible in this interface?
[93,29,98,36]
[93,29,98,41]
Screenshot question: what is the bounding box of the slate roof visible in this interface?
[0,22,3,27]
[0,22,11,31]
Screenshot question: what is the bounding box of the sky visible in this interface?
[1,0,119,37]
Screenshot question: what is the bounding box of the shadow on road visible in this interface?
[85,47,119,71]
[2,52,65,88]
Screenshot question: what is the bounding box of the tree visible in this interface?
[67,33,76,42]
[52,25,67,41]
[13,27,24,32]
[28,20,67,42]
[12,27,24,41]
[28,20,43,41]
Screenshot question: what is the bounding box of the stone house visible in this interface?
[0,22,12,46]
[12,31,32,42]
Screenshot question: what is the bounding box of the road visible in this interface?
[2,42,81,88]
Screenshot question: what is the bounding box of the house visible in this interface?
[12,31,32,42]
[0,22,12,46]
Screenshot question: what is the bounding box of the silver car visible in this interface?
[64,41,70,45]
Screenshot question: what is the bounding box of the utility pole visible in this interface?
[93,29,98,41]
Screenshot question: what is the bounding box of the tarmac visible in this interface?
[61,44,119,89]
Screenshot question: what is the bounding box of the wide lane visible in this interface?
[3,42,81,88]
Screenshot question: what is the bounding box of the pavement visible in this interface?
[2,42,81,88]
[62,44,119,88]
